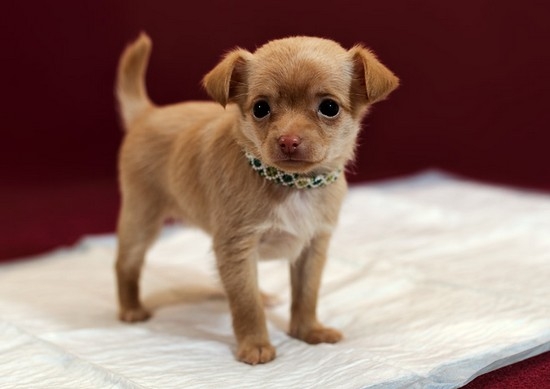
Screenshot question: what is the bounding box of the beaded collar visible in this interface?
[245,152,341,189]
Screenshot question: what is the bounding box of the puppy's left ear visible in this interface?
[202,48,253,107]
[349,46,399,105]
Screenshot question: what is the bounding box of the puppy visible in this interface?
[115,33,398,365]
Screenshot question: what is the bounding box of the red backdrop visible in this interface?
[3,0,549,190]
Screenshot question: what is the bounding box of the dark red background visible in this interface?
[1,1,549,387]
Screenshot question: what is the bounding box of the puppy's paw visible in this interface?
[119,306,151,323]
[237,341,276,365]
[290,326,343,344]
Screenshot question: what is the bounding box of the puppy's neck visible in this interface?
[245,152,341,189]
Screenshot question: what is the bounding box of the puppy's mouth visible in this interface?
[271,157,320,173]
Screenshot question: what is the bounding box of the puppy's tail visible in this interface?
[116,32,153,128]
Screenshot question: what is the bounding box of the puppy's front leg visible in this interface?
[289,233,343,344]
[214,234,276,365]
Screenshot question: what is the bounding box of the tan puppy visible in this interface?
[115,33,398,365]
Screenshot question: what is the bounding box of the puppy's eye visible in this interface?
[318,99,340,118]
[253,100,271,119]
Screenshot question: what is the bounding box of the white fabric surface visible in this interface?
[1,172,550,389]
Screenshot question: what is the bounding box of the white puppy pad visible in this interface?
[1,172,549,388]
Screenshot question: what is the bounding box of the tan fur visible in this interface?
[115,33,398,365]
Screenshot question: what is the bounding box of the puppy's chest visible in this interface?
[273,191,327,235]
[258,191,332,260]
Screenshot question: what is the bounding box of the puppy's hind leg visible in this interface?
[115,195,164,323]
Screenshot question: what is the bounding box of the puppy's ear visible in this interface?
[202,48,253,107]
[349,45,399,105]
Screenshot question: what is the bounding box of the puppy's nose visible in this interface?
[278,135,302,155]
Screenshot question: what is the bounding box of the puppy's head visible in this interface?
[203,36,398,175]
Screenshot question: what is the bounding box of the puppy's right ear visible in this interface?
[202,48,253,107]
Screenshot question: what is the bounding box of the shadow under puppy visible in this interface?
[115,33,398,365]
